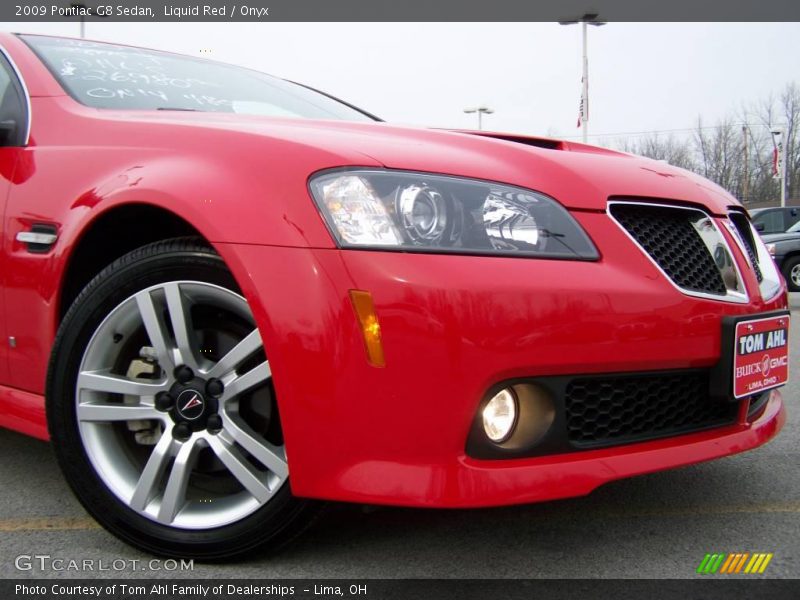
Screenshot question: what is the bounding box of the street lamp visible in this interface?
[69,2,88,38]
[67,2,108,38]
[464,105,494,130]
[559,13,606,143]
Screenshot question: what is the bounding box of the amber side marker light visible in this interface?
[349,290,386,367]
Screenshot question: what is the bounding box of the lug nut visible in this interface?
[174,365,194,384]
[206,378,224,398]
[172,422,192,441]
[155,392,173,412]
[206,414,223,433]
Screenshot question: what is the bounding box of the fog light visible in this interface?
[483,388,518,443]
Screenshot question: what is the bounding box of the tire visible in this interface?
[47,238,319,560]
[782,256,800,292]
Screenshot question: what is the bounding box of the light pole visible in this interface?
[559,13,606,143]
[742,125,749,204]
[464,105,494,130]
[66,2,109,39]
[69,2,87,38]
[771,127,787,208]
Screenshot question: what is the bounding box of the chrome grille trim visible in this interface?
[608,200,750,304]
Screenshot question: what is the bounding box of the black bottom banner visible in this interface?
[4,579,800,600]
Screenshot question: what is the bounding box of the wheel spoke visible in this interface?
[157,438,200,523]
[205,329,262,379]
[221,414,288,478]
[164,283,198,371]
[221,361,272,402]
[78,370,165,397]
[207,435,274,503]
[135,289,175,372]
[77,402,161,422]
[129,431,175,511]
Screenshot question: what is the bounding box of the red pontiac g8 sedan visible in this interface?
[0,33,790,559]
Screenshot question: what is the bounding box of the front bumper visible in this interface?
[320,390,783,508]
[216,214,788,507]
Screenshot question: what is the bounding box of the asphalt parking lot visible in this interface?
[1,294,799,580]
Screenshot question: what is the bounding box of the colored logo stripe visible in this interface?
[745,553,773,574]
[697,554,725,574]
[720,553,749,573]
[697,553,773,574]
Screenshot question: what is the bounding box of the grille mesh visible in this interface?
[565,372,738,448]
[610,204,726,295]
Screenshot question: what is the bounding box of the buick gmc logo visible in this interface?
[735,355,788,378]
[761,355,771,377]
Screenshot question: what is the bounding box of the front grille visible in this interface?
[564,371,738,448]
[729,211,764,282]
[610,204,727,295]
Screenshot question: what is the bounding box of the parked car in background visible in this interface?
[764,220,800,291]
[750,207,800,234]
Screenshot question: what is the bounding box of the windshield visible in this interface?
[20,35,377,122]
[787,220,800,233]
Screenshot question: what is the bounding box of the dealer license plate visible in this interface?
[733,314,790,399]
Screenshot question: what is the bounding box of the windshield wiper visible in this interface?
[156,107,199,112]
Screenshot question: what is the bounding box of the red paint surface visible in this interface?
[0,32,789,506]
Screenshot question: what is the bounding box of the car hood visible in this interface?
[112,112,742,215]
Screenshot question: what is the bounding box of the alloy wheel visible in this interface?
[790,263,800,288]
[76,281,287,529]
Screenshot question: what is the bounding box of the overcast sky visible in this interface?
[3,21,799,144]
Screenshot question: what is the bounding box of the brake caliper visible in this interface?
[124,348,161,445]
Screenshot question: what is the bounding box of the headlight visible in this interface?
[309,169,599,259]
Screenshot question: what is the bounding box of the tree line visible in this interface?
[607,82,799,206]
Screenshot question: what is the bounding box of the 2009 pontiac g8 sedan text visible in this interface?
[0,33,789,559]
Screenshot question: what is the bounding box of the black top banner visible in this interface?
[2,0,800,22]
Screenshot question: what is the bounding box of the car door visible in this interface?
[757,210,784,234]
[0,49,29,386]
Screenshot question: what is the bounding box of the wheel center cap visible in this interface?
[175,389,206,421]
